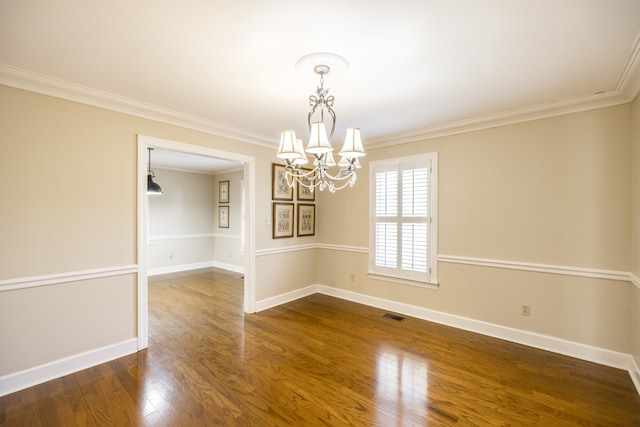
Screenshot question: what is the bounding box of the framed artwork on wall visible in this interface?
[219,180,229,204]
[272,163,293,201]
[272,202,294,238]
[297,203,315,237]
[296,169,315,201]
[219,205,229,228]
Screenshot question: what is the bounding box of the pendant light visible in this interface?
[147,147,163,195]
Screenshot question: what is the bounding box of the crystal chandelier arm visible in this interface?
[319,166,356,182]
[283,164,319,181]
[318,168,358,192]
[283,163,321,190]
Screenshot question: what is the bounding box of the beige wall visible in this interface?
[0,85,287,376]
[632,94,640,367]
[1,82,637,382]
[213,170,244,269]
[318,105,633,353]
[148,168,216,271]
[0,276,135,374]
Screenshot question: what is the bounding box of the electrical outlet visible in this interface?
[521,304,530,316]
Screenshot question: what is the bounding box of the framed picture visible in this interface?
[296,169,316,201]
[219,180,229,204]
[297,204,315,237]
[219,206,229,228]
[272,203,294,239]
[272,163,293,201]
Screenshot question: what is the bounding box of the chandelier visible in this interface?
[276,53,366,193]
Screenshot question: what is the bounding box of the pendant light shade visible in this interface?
[306,122,333,154]
[291,139,309,166]
[147,173,163,195]
[147,147,163,195]
[276,130,303,160]
[339,128,365,158]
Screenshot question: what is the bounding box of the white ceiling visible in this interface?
[2,1,640,172]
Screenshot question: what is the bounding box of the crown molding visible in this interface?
[367,34,640,149]
[0,64,277,149]
[3,36,640,151]
[616,32,640,97]
[366,90,633,149]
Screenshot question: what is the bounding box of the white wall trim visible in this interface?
[630,357,640,396]
[0,265,138,292]
[251,284,637,392]
[149,233,215,241]
[316,243,369,254]
[438,254,631,282]
[366,92,628,148]
[148,261,244,276]
[0,65,276,148]
[213,233,242,240]
[255,243,367,256]
[0,338,137,397]
[138,135,258,349]
[212,261,244,275]
[365,31,639,149]
[148,233,242,241]
[148,261,216,277]
[254,285,318,312]
[256,245,635,284]
[255,244,318,256]
[312,286,635,372]
[3,62,638,151]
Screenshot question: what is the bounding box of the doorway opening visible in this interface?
[137,135,256,350]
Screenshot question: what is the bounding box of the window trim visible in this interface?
[368,153,438,287]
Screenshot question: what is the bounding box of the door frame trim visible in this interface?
[136,134,256,349]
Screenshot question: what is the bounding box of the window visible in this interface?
[369,153,438,286]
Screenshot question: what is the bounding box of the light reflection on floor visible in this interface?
[375,346,429,425]
[136,349,181,423]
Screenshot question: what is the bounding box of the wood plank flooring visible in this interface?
[2,267,639,426]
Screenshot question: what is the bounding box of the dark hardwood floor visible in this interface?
[2,267,639,426]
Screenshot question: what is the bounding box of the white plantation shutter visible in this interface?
[374,169,399,268]
[370,154,438,285]
[401,167,428,274]
[375,222,397,268]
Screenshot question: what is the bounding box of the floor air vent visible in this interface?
[383,313,405,322]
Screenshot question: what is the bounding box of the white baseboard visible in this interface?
[254,285,317,312]
[315,285,632,371]
[630,357,640,396]
[0,338,138,397]
[148,261,216,276]
[149,261,244,276]
[255,284,634,373]
[211,261,244,275]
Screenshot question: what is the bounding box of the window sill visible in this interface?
[367,273,439,290]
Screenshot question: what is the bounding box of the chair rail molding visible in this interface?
[0,265,139,292]
[438,254,631,282]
